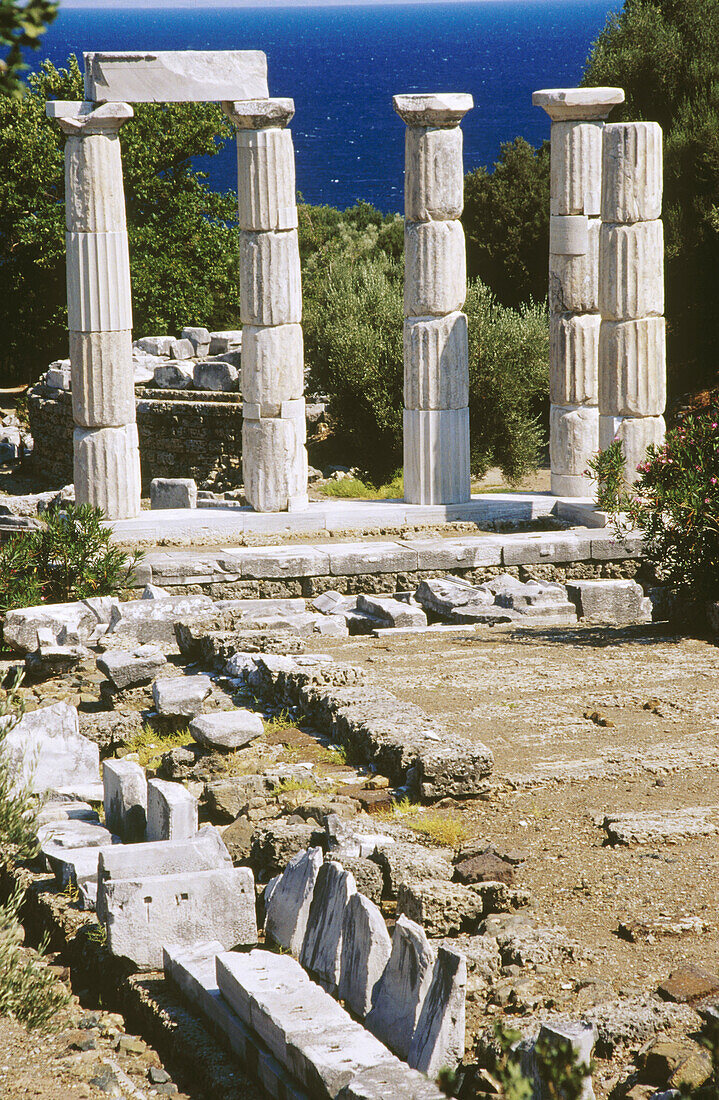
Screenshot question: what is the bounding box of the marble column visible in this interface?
[533,87,624,497]
[46,100,141,520]
[599,122,666,481]
[223,98,308,513]
[393,93,473,505]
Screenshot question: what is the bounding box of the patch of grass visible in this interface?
[273,778,319,796]
[318,472,404,500]
[377,798,469,850]
[123,723,192,770]
[314,742,349,766]
[263,711,302,737]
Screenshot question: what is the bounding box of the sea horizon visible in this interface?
[37,0,621,210]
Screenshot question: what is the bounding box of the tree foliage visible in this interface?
[0,0,57,97]
[0,56,239,384]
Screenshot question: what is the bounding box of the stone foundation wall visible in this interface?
[27,383,243,491]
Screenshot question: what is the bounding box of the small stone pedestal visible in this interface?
[223,98,308,513]
[47,100,141,520]
[393,93,473,505]
[533,87,624,497]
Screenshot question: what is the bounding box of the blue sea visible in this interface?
[38,1,621,211]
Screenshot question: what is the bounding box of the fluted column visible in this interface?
[533,87,624,497]
[393,93,473,505]
[599,122,666,481]
[223,98,308,513]
[46,100,141,520]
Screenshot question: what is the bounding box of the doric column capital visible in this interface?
[46,100,134,136]
[392,93,473,129]
[223,98,294,130]
[532,87,624,122]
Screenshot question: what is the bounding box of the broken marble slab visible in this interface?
[300,861,357,993]
[337,1063,446,1100]
[264,845,323,957]
[407,946,466,1076]
[189,709,264,751]
[337,891,392,1019]
[146,778,198,841]
[107,595,214,645]
[152,674,213,718]
[365,915,437,1060]
[566,579,652,625]
[0,702,100,796]
[603,808,719,846]
[97,645,167,690]
[3,601,97,652]
[356,595,427,630]
[36,800,99,827]
[103,757,147,843]
[414,578,498,623]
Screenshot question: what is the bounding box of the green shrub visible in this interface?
[0,503,141,615]
[586,438,633,515]
[627,395,719,600]
[318,473,404,499]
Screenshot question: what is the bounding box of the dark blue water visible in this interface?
[39,1,621,211]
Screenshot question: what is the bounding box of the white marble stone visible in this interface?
[602,122,663,224]
[403,408,470,505]
[69,330,135,428]
[1,702,100,796]
[532,87,625,122]
[407,946,466,1077]
[235,128,297,232]
[549,314,600,406]
[146,777,198,842]
[84,50,268,103]
[403,312,468,410]
[551,472,595,498]
[549,404,599,478]
[73,423,141,519]
[599,414,666,482]
[365,915,437,1060]
[392,93,473,128]
[103,757,147,843]
[242,416,308,513]
[222,97,294,130]
[404,126,464,222]
[404,221,466,317]
[66,231,132,333]
[239,229,302,326]
[337,892,392,1019]
[65,131,127,233]
[548,217,599,314]
[550,215,589,256]
[598,317,666,417]
[598,221,664,321]
[264,846,323,957]
[550,120,603,216]
[300,860,356,993]
[241,323,304,408]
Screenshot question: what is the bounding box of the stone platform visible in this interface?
[109,493,606,547]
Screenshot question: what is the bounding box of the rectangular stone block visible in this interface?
[403,312,468,410]
[106,594,213,644]
[65,131,127,233]
[602,122,663,224]
[403,408,470,505]
[404,221,466,317]
[242,323,304,407]
[242,415,308,513]
[103,866,256,969]
[599,221,664,321]
[326,541,418,576]
[599,413,666,482]
[150,477,198,509]
[209,330,243,355]
[338,1064,446,1100]
[146,777,198,841]
[73,423,141,520]
[550,119,603,216]
[239,229,302,326]
[84,50,268,103]
[103,757,147,843]
[66,230,132,332]
[598,317,666,416]
[550,214,588,255]
[549,313,600,407]
[549,217,599,314]
[236,128,298,231]
[405,126,463,222]
[357,594,427,629]
[69,330,136,428]
[549,404,598,478]
[399,536,502,570]
[225,544,330,579]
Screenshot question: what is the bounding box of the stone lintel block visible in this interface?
[549,218,599,314]
[599,414,666,482]
[84,50,269,103]
[146,777,198,842]
[242,415,308,513]
[47,99,133,135]
[550,119,603,216]
[239,229,302,326]
[326,541,418,576]
[393,92,473,129]
[223,97,294,130]
[241,323,303,407]
[66,231,132,332]
[549,313,600,407]
[599,221,664,321]
[599,317,666,417]
[236,128,297,231]
[403,408,470,505]
[405,126,464,222]
[602,121,663,224]
[532,86,625,122]
[549,404,599,478]
[403,312,468,410]
[69,329,135,428]
[550,214,589,256]
[404,221,466,317]
[73,423,141,520]
[65,130,127,233]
